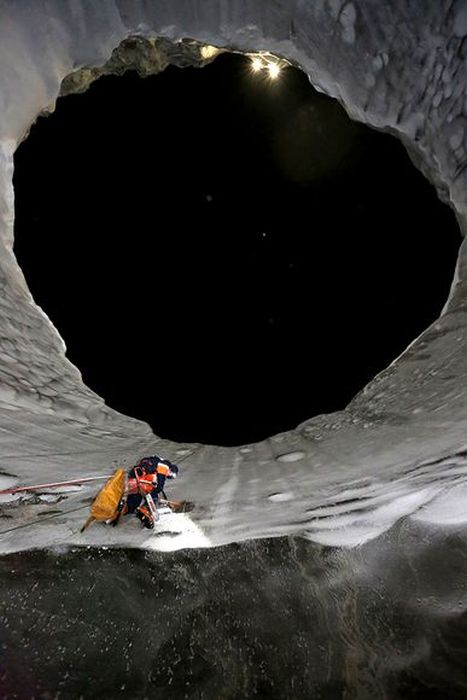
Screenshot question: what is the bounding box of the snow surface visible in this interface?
[0,0,465,553]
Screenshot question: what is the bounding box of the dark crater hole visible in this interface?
[13,53,461,446]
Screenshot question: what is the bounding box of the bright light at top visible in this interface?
[267,62,281,79]
[251,57,263,72]
[200,45,219,60]
[249,52,286,80]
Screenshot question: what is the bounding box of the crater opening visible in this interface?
[13,51,461,446]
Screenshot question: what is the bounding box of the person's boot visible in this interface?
[136,505,154,529]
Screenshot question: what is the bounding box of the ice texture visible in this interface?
[0,0,465,553]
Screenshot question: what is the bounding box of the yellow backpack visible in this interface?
[80,468,126,532]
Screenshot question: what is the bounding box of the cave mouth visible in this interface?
[13,50,461,447]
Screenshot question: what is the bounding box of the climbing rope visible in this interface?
[0,503,89,537]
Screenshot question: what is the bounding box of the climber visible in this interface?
[124,455,180,528]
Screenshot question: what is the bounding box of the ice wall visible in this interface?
[0,0,466,552]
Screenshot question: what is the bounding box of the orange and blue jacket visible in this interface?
[127,458,172,496]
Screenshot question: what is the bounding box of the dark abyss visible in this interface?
[13,53,461,445]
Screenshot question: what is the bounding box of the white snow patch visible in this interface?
[268,492,293,503]
[142,513,212,551]
[276,451,305,463]
[411,484,467,525]
[304,487,442,546]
